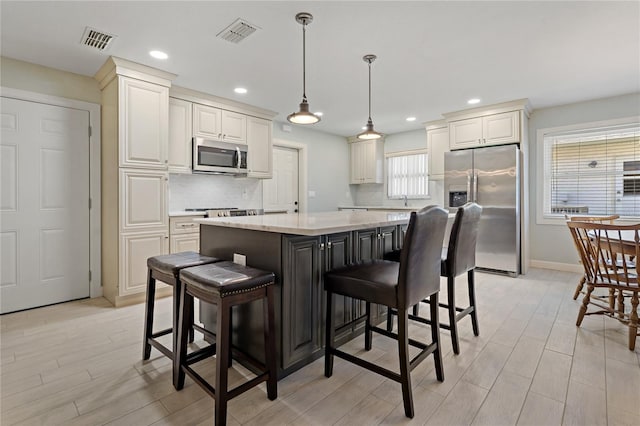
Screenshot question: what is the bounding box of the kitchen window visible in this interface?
[386,150,428,199]
[540,120,640,220]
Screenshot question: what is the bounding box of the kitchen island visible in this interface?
[194,211,412,378]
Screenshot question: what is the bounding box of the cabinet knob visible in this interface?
[327,242,332,248]
[319,243,325,250]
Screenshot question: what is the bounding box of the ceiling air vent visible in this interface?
[216,18,260,44]
[80,27,116,51]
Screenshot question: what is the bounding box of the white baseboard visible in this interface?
[530,260,582,273]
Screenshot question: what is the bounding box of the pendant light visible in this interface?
[287,12,321,125]
[357,54,383,140]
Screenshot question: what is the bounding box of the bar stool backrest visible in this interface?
[398,205,448,309]
[445,202,483,277]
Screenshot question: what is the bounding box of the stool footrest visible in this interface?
[185,344,218,365]
[147,339,173,359]
[150,328,172,339]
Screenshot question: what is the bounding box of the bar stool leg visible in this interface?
[215,300,231,426]
[364,302,372,351]
[447,276,460,355]
[468,270,479,336]
[430,292,444,382]
[324,290,335,378]
[175,285,192,390]
[264,286,277,400]
[143,269,156,360]
[397,308,414,418]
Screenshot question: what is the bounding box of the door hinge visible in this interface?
[89,198,92,209]
[89,126,92,137]
[89,270,92,281]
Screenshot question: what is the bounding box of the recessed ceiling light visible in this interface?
[149,50,168,60]
[315,112,323,116]
[467,98,481,105]
[406,116,416,122]
[234,87,248,94]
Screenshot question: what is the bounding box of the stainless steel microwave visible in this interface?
[192,137,248,174]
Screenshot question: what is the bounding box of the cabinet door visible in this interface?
[483,111,520,146]
[247,117,272,178]
[325,232,353,337]
[168,98,192,173]
[120,169,168,232]
[378,225,399,257]
[120,231,168,296]
[282,235,323,369]
[449,117,483,150]
[119,77,168,169]
[427,126,449,179]
[221,110,247,144]
[170,233,199,253]
[350,142,364,184]
[353,228,378,261]
[193,103,221,139]
[362,140,377,183]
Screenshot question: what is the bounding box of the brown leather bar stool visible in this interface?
[324,205,448,419]
[143,251,220,362]
[385,202,482,354]
[175,261,277,426]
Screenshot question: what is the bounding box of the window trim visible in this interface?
[536,115,640,226]
[385,148,429,200]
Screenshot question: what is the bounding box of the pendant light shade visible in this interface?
[357,54,383,140]
[287,12,321,125]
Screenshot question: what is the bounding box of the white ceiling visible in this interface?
[1,1,639,136]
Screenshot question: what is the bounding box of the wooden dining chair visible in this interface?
[566,220,640,350]
[565,214,620,299]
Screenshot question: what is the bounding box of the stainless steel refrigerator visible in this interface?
[444,144,520,275]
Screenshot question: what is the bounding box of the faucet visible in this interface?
[402,194,408,207]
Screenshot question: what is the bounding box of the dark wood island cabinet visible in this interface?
[196,211,412,378]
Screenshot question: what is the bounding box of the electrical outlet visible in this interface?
[233,253,246,266]
[308,190,316,198]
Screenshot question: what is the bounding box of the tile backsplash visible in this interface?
[352,180,445,208]
[168,173,262,211]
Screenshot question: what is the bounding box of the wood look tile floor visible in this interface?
[2,268,639,425]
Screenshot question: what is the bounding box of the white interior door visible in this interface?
[263,146,299,213]
[1,97,90,313]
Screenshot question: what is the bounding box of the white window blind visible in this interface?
[387,151,428,199]
[543,123,640,218]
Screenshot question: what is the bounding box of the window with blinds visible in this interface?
[543,122,640,218]
[386,150,428,199]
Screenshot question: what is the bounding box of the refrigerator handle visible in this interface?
[474,172,479,202]
[467,173,472,202]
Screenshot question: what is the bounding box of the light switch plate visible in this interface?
[233,253,246,266]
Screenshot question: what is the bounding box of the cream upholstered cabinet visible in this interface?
[193,103,247,144]
[168,97,192,173]
[95,56,176,306]
[169,215,203,253]
[426,120,449,180]
[349,138,384,184]
[448,110,520,150]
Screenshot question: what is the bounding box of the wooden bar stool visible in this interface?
[143,251,220,361]
[175,261,277,426]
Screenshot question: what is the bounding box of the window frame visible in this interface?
[536,116,640,225]
[385,149,430,200]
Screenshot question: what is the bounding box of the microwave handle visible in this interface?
[235,147,241,169]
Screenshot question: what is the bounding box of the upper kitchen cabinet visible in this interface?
[426,120,449,180]
[168,97,193,173]
[95,57,174,169]
[247,117,273,178]
[449,111,519,149]
[349,137,384,184]
[193,103,247,144]
[169,86,277,177]
[443,100,530,150]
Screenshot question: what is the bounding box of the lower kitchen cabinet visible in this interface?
[119,231,169,297]
[169,215,203,253]
[282,235,324,369]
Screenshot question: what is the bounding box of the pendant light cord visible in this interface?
[368,60,372,121]
[302,21,307,102]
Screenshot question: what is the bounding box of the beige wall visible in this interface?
[1,56,100,103]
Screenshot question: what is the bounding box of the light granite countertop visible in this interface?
[338,205,419,211]
[194,210,413,236]
[169,211,207,217]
